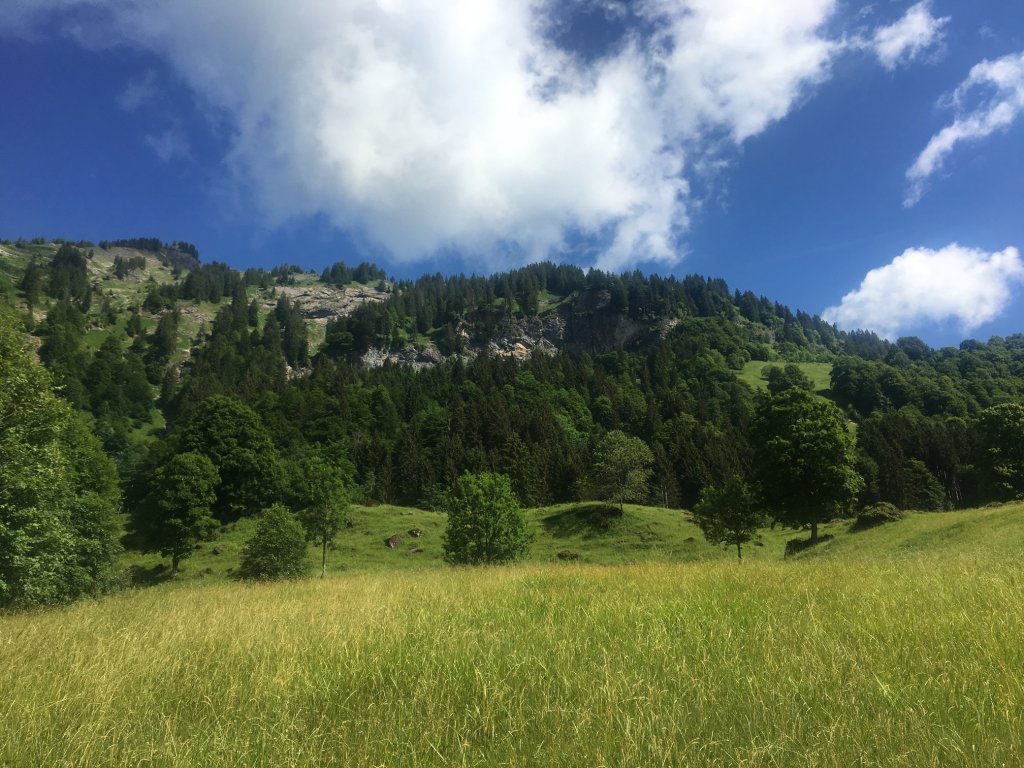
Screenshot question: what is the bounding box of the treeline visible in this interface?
[320,261,852,361]
[320,260,388,287]
[142,262,243,309]
[5,240,1024,587]
[98,238,199,261]
[830,336,1024,508]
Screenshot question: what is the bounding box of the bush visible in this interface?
[441,473,532,565]
[237,505,310,581]
[852,502,904,531]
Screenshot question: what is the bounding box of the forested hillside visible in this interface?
[2,236,1023,603]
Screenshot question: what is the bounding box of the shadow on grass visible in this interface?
[541,503,623,538]
[784,534,834,558]
[129,563,171,587]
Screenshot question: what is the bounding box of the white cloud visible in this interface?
[906,51,1024,206]
[823,244,1024,339]
[3,0,847,269]
[870,1,948,70]
[145,125,191,163]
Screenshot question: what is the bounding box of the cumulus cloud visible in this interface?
[870,1,948,70]
[906,51,1024,206]
[3,0,849,269]
[823,244,1024,339]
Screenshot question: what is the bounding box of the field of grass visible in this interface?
[4,503,1023,766]
[739,361,833,394]
[119,502,827,586]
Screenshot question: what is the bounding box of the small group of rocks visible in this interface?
[384,529,425,549]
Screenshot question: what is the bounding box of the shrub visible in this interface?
[442,472,532,565]
[852,502,904,531]
[237,505,310,581]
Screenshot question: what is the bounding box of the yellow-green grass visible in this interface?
[3,507,1024,766]
[739,360,833,394]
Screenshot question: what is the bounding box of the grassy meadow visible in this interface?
[120,501,819,587]
[738,361,834,396]
[3,503,1023,766]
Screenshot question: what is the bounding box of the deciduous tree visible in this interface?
[143,451,219,575]
[442,472,531,565]
[295,457,349,578]
[751,389,862,544]
[591,430,654,512]
[692,474,763,560]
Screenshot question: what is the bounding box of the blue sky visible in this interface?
[1,1,1022,347]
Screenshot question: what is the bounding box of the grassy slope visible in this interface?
[738,360,834,394]
[4,505,1022,766]
[119,501,835,586]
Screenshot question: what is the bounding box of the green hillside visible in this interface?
[3,503,1022,767]
[738,360,834,394]
[120,500,1024,586]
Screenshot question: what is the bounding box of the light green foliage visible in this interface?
[442,472,531,565]
[0,309,122,609]
[237,505,310,581]
[752,388,863,542]
[692,475,764,560]
[143,451,219,574]
[295,457,350,578]
[591,430,654,511]
[3,505,1024,766]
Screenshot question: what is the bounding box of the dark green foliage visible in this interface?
[112,255,146,279]
[765,363,814,395]
[852,502,904,531]
[320,260,388,287]
[692,475,763,560]
[180,261,242,303]
[141,451,219,574]
[441,472,531,565]
[237,505,310,581]
[18,259,44,312]
[143,283,178,312]
[48,244,91,310]
[976,403,1024,501]
[180,395,283,519]
[5,237,1024,544]
[99,237,162,252]
[0,309,122,608]
[752,389,863,543]
[275,295,309,368]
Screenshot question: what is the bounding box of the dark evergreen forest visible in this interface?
[4,240,1024,567]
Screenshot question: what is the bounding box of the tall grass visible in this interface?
[4,541,1023,766]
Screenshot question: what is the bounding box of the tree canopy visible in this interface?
[692,475,763,560]
[0,309,121,608]
[141,451,219,575]
[751,389,863,543]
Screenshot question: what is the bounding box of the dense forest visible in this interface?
[2,237,1023,606]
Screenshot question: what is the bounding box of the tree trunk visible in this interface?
[810,521,819,544]
[321,538,327,579]
[171,554,180,576]
[736,541,742,561]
